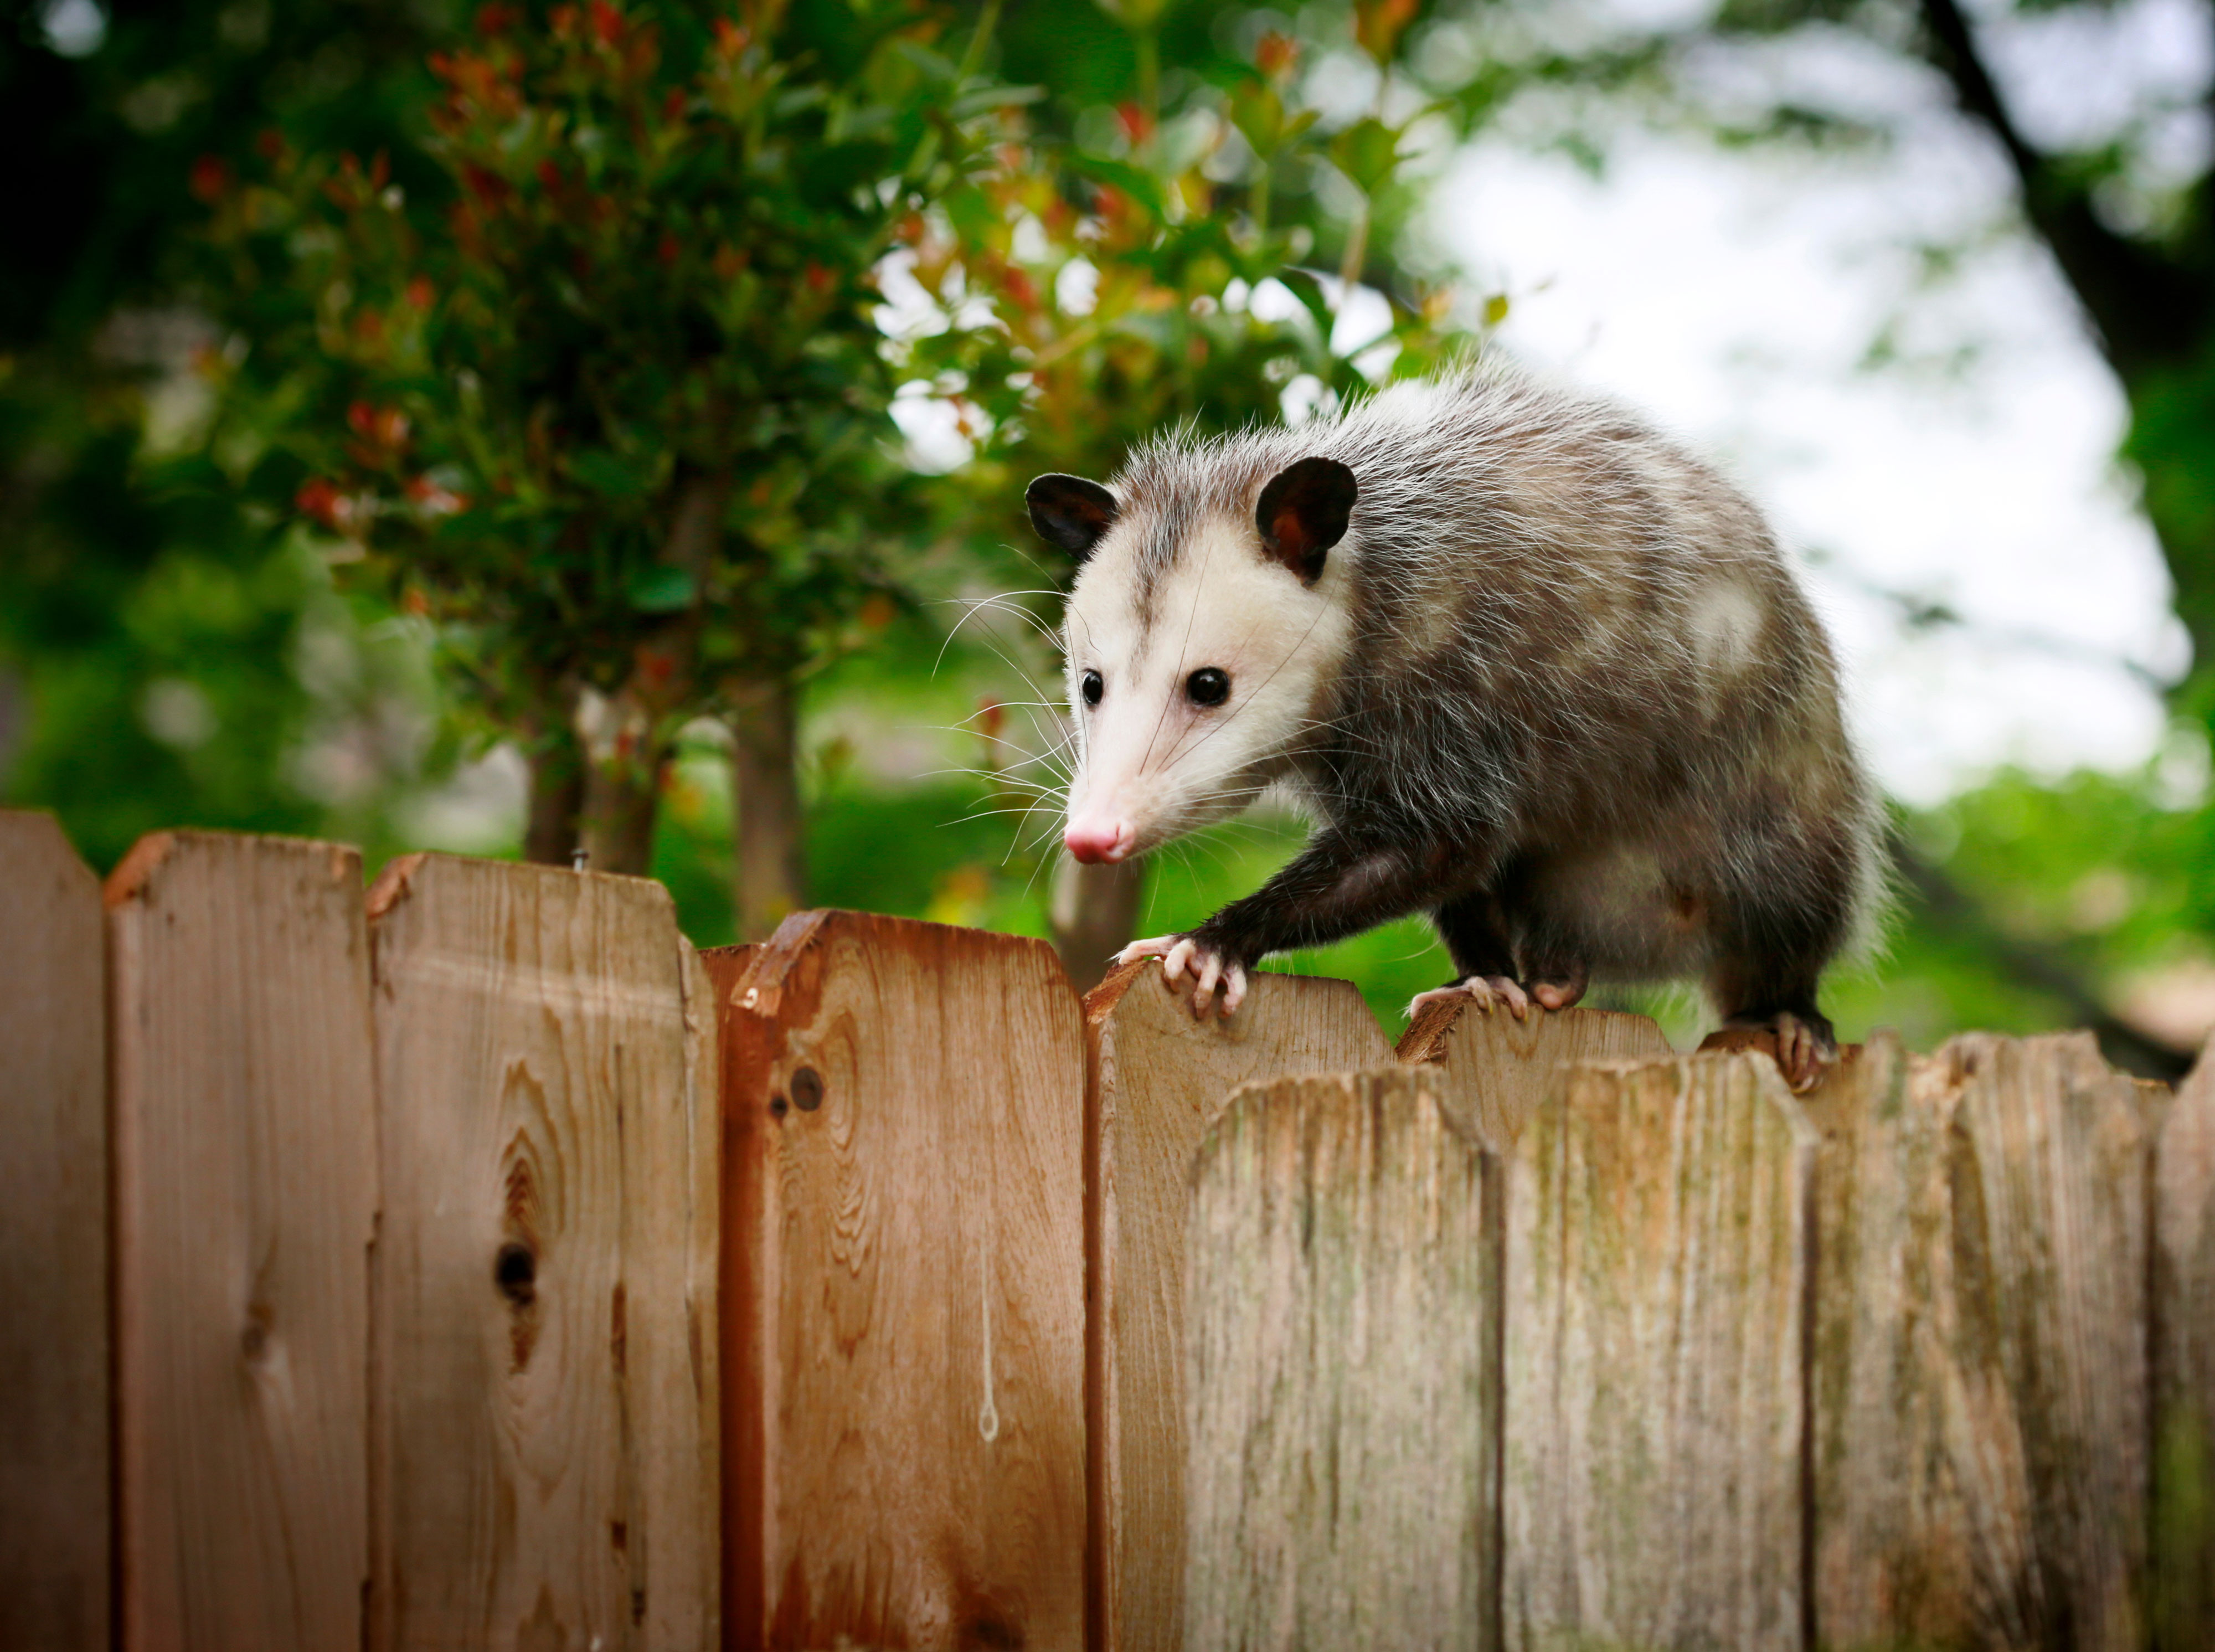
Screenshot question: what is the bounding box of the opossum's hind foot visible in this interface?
[1407,975,1533,1022]
[1721,1008,1837,1092]
[1524,958,1590,1012]
[1115,933,1249,1020]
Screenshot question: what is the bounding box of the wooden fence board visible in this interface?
[1184,1067,1493,1651]
[0,810,109,1649]
[365,853,718,1650]
[710,911,1086,1651]
[1802,1033,1981,1648]
[2156,1046,2215,1652]
[1502,1051,1815,1652]
[1917,1032,2158,1651]
[1397,999,1672,1148]
[1085,958,1390,1651]
[107,831,378,1650]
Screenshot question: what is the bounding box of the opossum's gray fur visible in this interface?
[1100,357,1884,997]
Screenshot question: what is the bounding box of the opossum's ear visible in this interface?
[1027,475,1120,560]
[1256,457,1357,584]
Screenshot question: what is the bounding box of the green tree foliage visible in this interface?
[2,0,462,870]
[198,0,1022,899]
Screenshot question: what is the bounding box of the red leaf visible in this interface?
[463,163,512,210]
[188,155,231,204]
[295,477,342,527]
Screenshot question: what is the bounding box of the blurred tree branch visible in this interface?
[1891,831,2195,1078]
[1914,0,2206,379]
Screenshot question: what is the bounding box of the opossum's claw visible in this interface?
[1183,945,1246,1020]
[1190,949,1223,1017]
[1112,934,1185,972]
[1771,1011,1832,1092]
[1405,975,1534,1022]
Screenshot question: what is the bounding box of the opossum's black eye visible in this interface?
[1186,667,1230,708]
[1081,670,1103,707]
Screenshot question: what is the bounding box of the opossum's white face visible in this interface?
[1031,460,1359,865]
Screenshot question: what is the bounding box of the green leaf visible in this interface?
[569,449,651,498]
[1069,155,1167,219]
[1330,117,1403,194]
[949,85,1046,120]
[1229,83,1285,154]
[627,563,696,613]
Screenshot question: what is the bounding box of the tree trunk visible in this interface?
[577,687,662,877]
[580,750,662,877]
[1050,856,1146,995]
[522,723,586,866]
[729,677,806,940]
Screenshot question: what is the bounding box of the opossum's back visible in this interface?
[1331,368,1862,848]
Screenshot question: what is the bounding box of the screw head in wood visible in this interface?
[791,1066,824,1111]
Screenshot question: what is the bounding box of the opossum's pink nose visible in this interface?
[1064,817,1134,864]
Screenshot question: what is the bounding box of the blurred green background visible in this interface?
[7,0,2212,1073]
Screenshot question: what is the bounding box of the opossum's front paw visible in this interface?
[1117,933,1248,1020]
[1406,975,1533,1022]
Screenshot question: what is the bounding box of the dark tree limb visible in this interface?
[1915,0,2206,378]
[1890,832,2195,1080]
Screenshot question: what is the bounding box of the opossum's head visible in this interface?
[1028,457,1359,864]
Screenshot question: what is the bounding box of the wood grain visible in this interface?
[711,911,1087,1651]
[1183,1066,1493,1651]
[0,810,109,1650]
[1802,1032,1979,1648]
[1502,1051,1815,1652]
[2155,1044,2215,1652]
[366,853,719,1650]
[1915,1032,2158,1652]
[107,830,379,1651]
[1397,999,1672,1149]
[1085,957,1390,1651]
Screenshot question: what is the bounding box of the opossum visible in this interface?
[1026,361,1878,1089]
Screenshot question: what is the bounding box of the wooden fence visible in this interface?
[2,810,2212,1651]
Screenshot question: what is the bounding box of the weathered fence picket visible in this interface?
[1802,1033,1980,1648]
[707,910,1088,1650]
[1083,957,1392,1651]
[0,811,109,1651]
[107,831,380,1651]
[1920,1033,2160,1651]
[1503,1051,1817,1652]
[1184,1066,1494,1651]
[365,853,719,1649]
[2155,1048,2215,1651]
